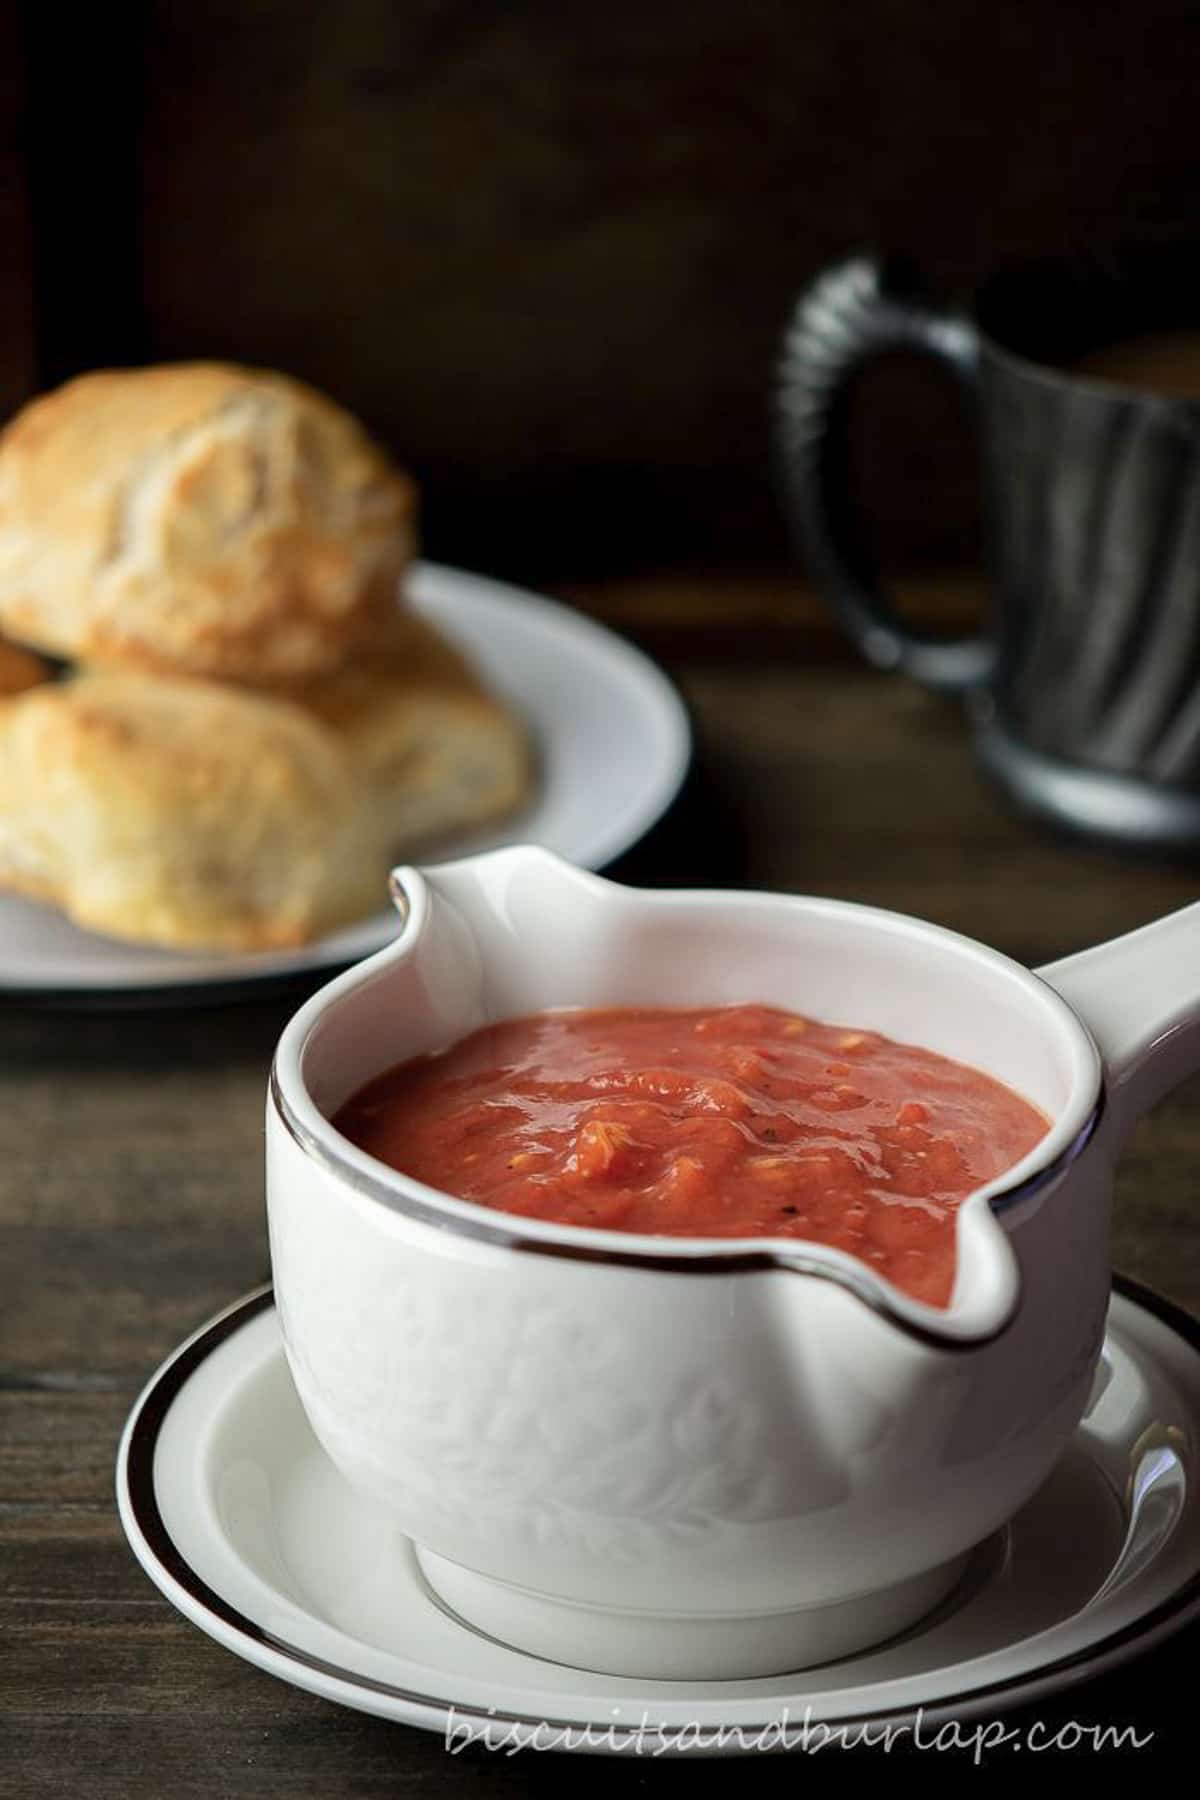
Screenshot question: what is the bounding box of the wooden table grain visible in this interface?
[3,574,1199,1790]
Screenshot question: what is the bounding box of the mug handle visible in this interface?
[777,255,993,693]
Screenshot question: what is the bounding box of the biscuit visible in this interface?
[0,623,531,951]
[0,363,417,681]
[0,672,382,950]
[281,611,532,853]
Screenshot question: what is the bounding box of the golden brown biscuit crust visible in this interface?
[0,672,383,949]
[0,364,417,681]
[283,611,533,851]
[0,636,50,698]
[0,618,531,952]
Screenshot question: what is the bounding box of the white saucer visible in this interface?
[116,1277,1200,1755]
[0,562,690,1001]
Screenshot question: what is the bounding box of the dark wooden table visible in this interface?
[4,573,1199,1792]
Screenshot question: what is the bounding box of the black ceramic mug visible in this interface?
[777,248,1200,850]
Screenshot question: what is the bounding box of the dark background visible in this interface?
[7,0,1200,586]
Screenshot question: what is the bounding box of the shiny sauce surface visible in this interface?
[333,1004,1050,1307]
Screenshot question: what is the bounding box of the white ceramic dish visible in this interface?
[265,848,1200,1679]
[117,1279,1200,1754]
[0,564,690,1000]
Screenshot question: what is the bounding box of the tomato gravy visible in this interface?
[333,1004,1050,1307]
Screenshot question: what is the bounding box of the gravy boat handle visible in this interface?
[1038,899,1200,1144]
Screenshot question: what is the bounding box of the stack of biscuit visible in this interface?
[0,364,530,951]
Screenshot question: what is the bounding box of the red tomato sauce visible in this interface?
[333,1004,1049,1307]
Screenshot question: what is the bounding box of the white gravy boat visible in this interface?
[267,845,1200,1678]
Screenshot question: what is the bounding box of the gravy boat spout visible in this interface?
[266,846,1198,1679]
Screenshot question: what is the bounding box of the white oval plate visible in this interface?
[0,563,690,999]
[116,1279,1200,1755]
